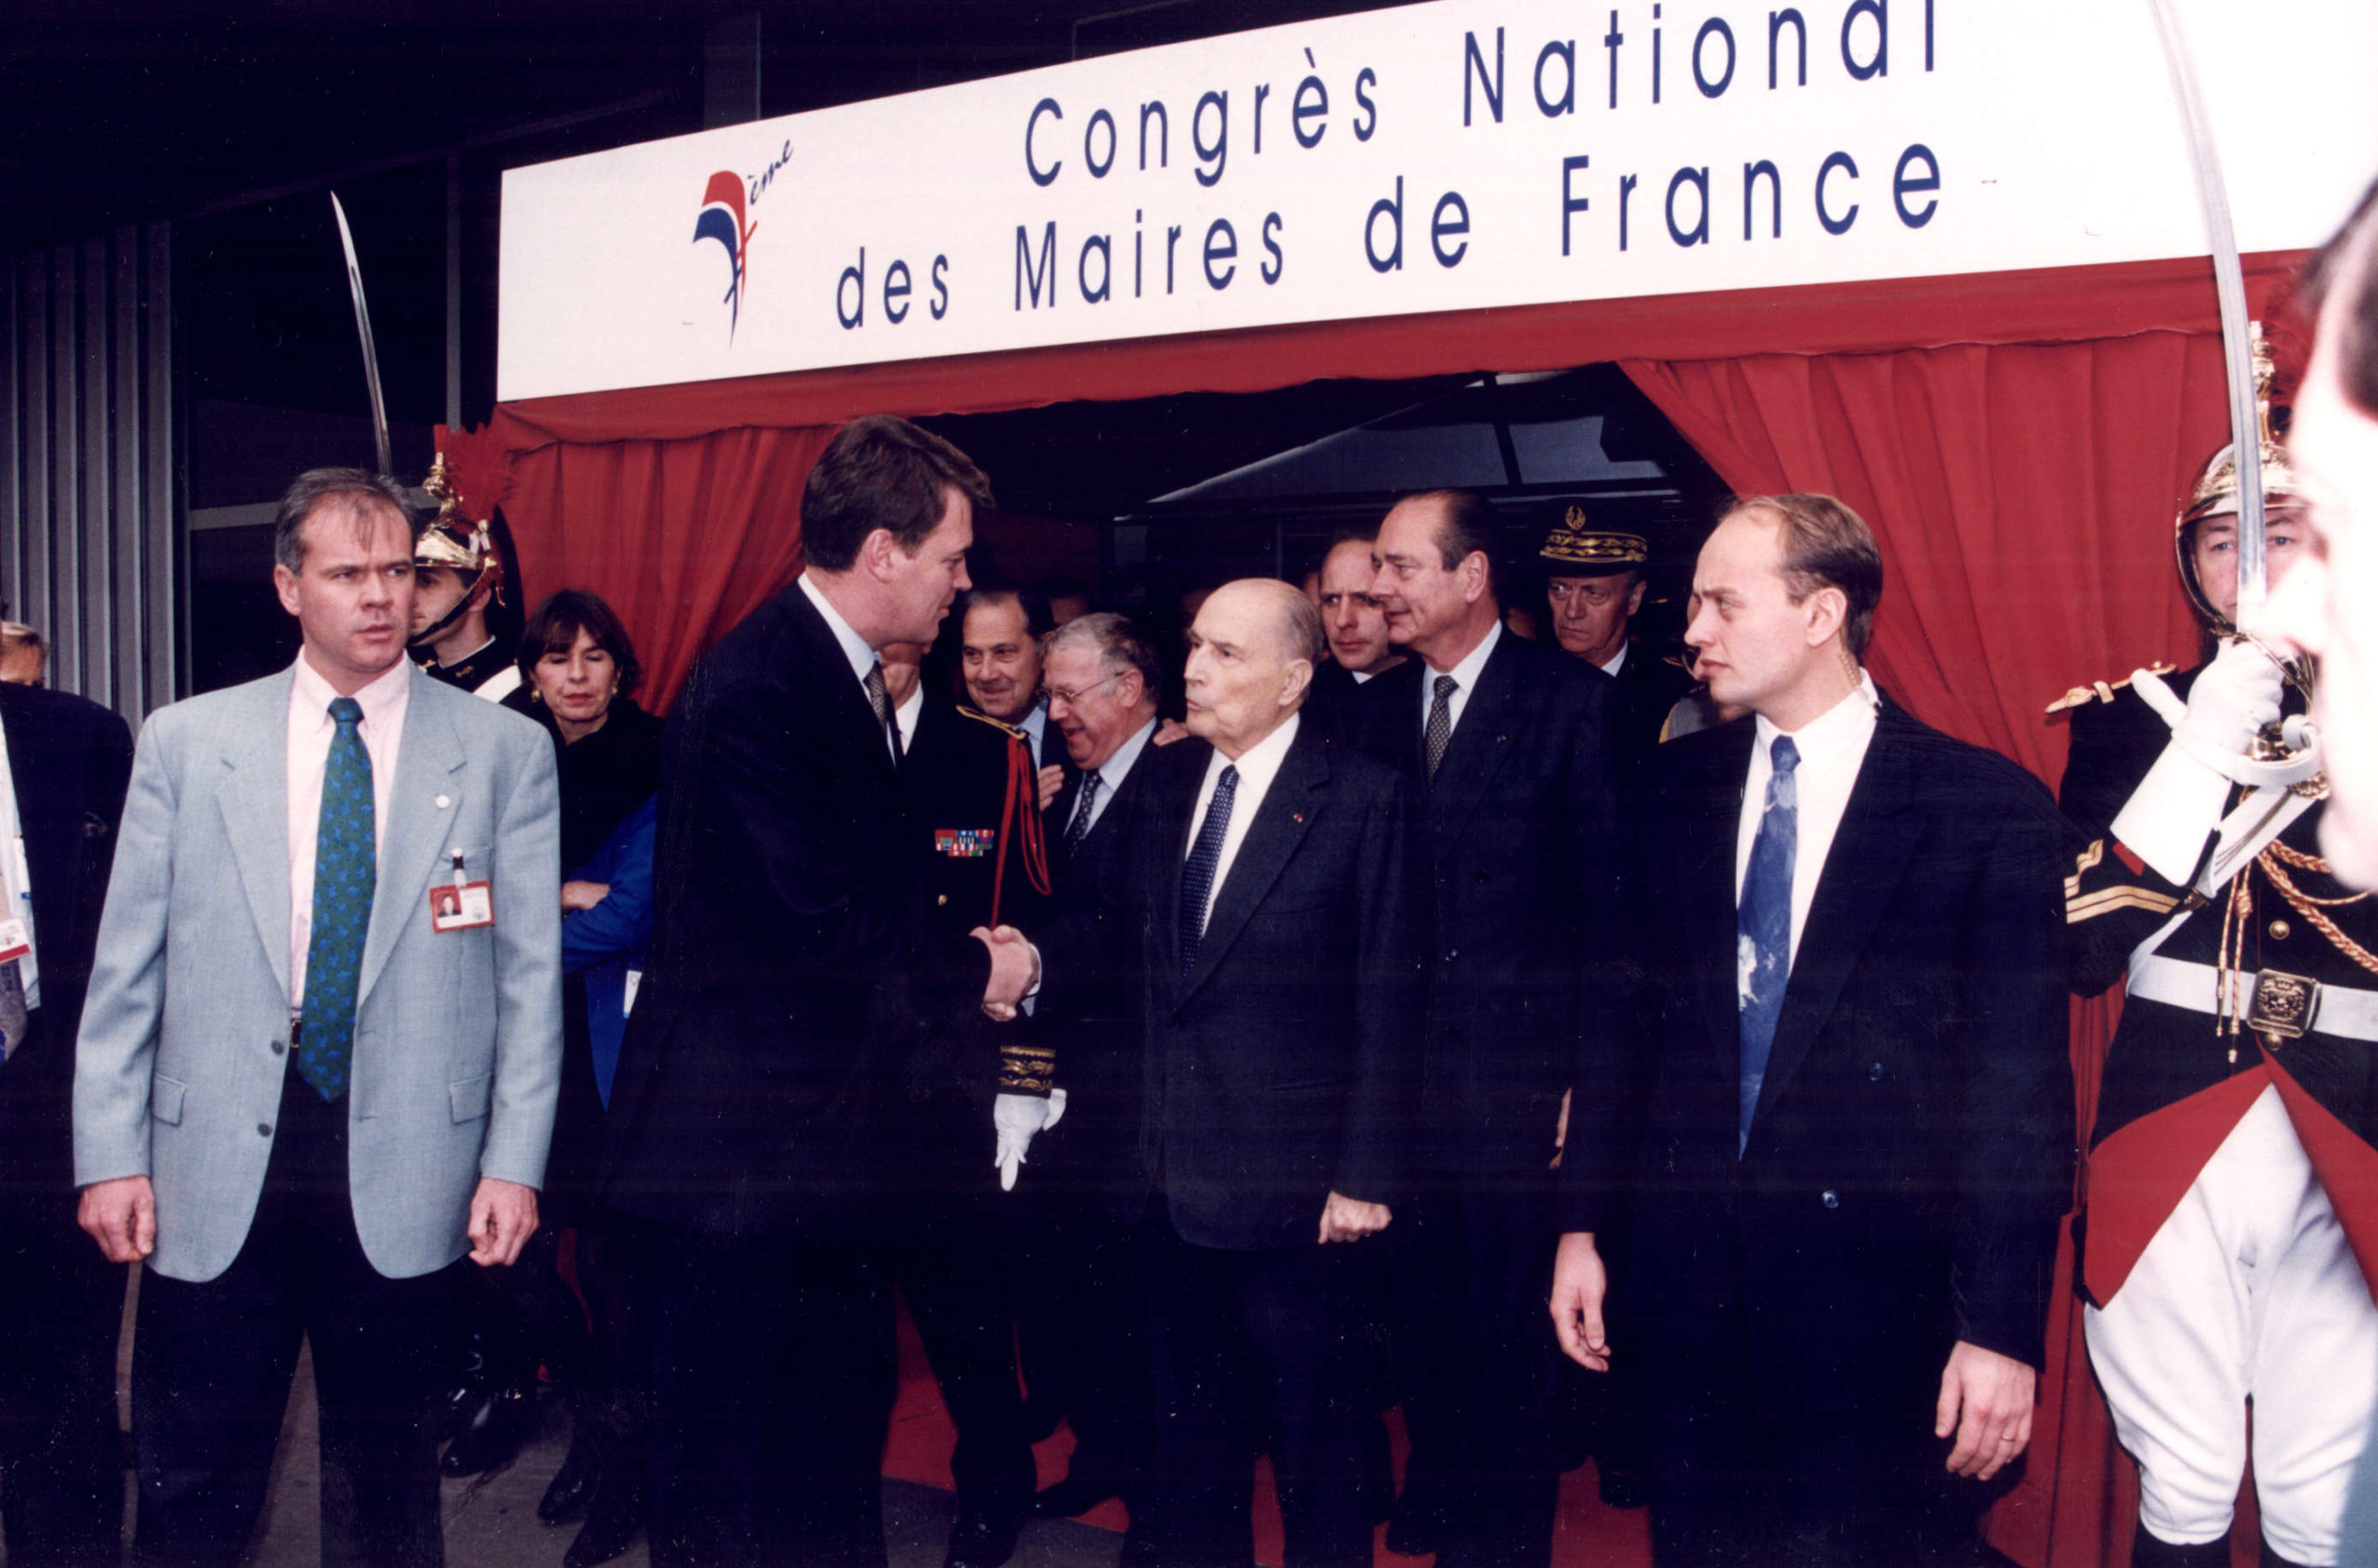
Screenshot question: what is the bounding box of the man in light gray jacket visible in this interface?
[73,466,562,1568]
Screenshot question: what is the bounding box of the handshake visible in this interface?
[969,923,1040,1021]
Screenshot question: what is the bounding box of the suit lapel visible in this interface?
[1151,743,1208,1007]
[783,586,902,792]
[356,672,468,1011]
[1681,723,1756,1072]
[218,671,297,1004]
[1749,709,1918,1130]
[1176,728,1326,1006]
[1424,635,1523,840]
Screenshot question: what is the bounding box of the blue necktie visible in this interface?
[1178,764,1238,977]
[1737,734,1799,1155]
[298,696,374,1102]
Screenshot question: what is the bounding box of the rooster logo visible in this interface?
[692,172,757,338]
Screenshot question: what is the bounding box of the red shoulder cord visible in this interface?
[989,733,1053,929]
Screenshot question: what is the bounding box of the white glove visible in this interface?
[2177,637,2285,764]
[993,1088,1067,1192]
[2115,640,2288,883]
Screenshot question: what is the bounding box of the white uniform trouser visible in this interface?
[2084,1084,2378,1563]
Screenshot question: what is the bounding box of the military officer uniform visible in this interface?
[2060,418,2378,1568]
[1533,507,1692,772]
[884,695,1059,1568]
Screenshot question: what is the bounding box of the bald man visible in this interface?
[993,580,1426,1568]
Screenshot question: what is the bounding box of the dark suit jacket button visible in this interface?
[271,1039,286,1056]
[1821,1190,1839,1209]
[257,1123,273,1137]
[1868,1062,1884,1080]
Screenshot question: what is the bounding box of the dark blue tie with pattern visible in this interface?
[1178,764,1238,978]
[1736,733,1799,1155]
[298,696,373,1102]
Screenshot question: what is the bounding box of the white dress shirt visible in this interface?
[1733,671,1881,970]
[1075,716,1158,840]
[0,715,39,1006]
[1418,620,1503,738]
[1184,713,1300,934]
[1596,643,1630,677]
[288,652,411,1011]
[798,572,900,763]
[1018,703,1050,768]
[894,685,923,754]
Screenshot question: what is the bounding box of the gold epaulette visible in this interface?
[2045,662,2176,716]
[957,705,1028,740]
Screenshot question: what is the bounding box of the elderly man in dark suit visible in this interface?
[1010,612,1167,1529]
[0,676,131,1568]
[990,579,1426,1568]
[1551,493,2071,1568]
[1346,488,1621,1567]
[602,415,1023,1568]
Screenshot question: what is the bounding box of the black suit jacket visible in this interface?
[602,584,987,1234]
[0,683,133,1198]
[1346,632,1622,1175]
[1604,642,1697,773]
[1040,720,1427,1250]
[1565,704,2072,1415]
[1031,742,1157,1191]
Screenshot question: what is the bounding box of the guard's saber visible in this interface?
[330,192,393,477]
[2147,0,2267,625]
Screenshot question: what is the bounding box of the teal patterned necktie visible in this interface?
[297,696,374,1101]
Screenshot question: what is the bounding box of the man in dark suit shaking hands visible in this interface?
[1550,494,2071,1567]
[603,416,1020,1568]
[991,580,1426,1568]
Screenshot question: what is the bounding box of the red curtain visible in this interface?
[441,424,836,712]
[1615,328,2276,1568]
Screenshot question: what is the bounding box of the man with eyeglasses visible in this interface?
[1006,613,1166,1539]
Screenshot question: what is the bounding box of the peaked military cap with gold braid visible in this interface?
[1536,500,1649,577]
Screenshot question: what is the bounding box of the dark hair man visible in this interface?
[1552,493,2071,1568]
[75,465,561,1567]
[960,586,1055,766]
[598,414,1019,1568]
[1348,487,1622,1565]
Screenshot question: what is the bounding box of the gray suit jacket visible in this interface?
[73,663,563,1283]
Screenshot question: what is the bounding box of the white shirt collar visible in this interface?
[1098,715,1159,792]
[1419,619,1502,735]
[1752,669,1881,760]
[293,647,412,731]
[798,571,879,686]
[894,685,923,752]
[1435,618,1502,691]
[1207,710,1300,792]
[1596,642,1629,677]
[1018,702,1049,762]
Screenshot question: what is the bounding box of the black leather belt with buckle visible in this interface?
[2248,969,2320,1041]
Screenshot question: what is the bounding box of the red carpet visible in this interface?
[882,1303,1654,1568]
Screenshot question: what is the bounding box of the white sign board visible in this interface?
[498,0,2378,402]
